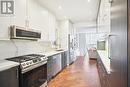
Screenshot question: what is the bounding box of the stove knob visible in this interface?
[26,62,29,65]
[22,63,26,66]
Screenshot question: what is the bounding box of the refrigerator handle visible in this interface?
[108,34,117,59]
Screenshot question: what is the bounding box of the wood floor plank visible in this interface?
[47,56,101,87]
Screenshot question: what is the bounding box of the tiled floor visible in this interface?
[47,56,101,87]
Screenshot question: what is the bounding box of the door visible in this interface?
[110,0,127,87]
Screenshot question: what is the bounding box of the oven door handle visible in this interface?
[16,68,19,79]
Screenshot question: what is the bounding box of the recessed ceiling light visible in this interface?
[64,16,67,19]
[88,0,90,2]
[58,6,62,10]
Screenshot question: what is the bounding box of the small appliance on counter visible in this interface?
[6,54,48,87]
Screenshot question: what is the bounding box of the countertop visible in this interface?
[0,49,67,72]
[97,50,110,74]
[39,49,68,57]
[0,60,19,72]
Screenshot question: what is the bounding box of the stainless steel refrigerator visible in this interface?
[110,0,128,87]
[68,34,75,65]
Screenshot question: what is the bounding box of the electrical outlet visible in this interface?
[25,20,29,28]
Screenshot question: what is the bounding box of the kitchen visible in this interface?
[0,0,129,87]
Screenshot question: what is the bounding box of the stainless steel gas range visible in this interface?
[7,54,48,87]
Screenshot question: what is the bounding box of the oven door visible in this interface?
[20,63,47,87]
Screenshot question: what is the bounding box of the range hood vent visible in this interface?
[10,25,41,40]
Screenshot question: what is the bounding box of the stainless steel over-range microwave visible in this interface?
[10,25,41,40]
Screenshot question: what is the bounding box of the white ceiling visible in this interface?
[37,0,100,23]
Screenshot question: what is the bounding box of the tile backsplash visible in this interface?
[0,40,16,59]
[0,40,53,60]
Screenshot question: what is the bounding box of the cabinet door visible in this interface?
[0,0,26,40]
[0,66,19,87]
[48,14,56,41]
[28,0,49,41]
[61,52,66,69]
[57,54,62,72]
[13,0,26,27]
[28,0,56,41]
[110,0,127,87]
[64,51,68,66]
[0,17,11,40]
[47,57,53,81]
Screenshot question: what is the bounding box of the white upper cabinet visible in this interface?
[57,20,76,50]
[12,0,27,27]
[0,17,11,40]
[28,0,56,41]
[58,20,75,50]
[48,14,56,41]
[0,0,56,41]
[0,0,27,40]
[28,0,49,41]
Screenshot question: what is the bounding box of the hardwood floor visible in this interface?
[47,56,101,87]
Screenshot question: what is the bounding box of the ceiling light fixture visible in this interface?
[88,0,90,2]
[58,6,62,10]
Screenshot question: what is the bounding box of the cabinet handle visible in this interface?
[16,68,19,79]
[108,34,117,37]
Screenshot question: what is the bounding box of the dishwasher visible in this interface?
[61,51,67,69]
[52,54,62,76]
